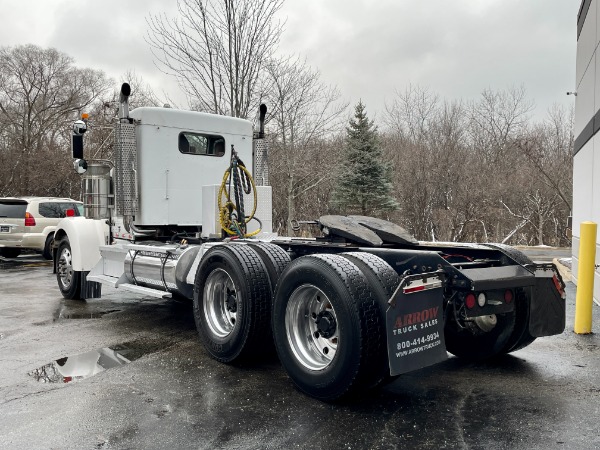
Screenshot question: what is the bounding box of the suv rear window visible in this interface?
[39,202,83,218]
[0,201,27,218]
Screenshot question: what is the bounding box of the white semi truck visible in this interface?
[53,84,566,401]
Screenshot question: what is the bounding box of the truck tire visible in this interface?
[193,244,272,363]
[485,244,537,354]
[272,254,384,401]
[340,252,400,387]
[42,233,54,260]
[444,309,516,361]
[485,243,534,266]
[0,248,21,258]
[502,288,537,353]
[244,242,291,293]
[56,238,82,300]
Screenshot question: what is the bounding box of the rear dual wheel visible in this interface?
[193,244,275,363]
[444,309,517,361]
[272,253,397,401]
[194,246,399,400]
[444,245,537,361]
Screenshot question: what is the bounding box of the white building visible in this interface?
[574,0,600,302]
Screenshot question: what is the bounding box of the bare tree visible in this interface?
[381,84,571,246]
[516,104,573,211]
[385,84,439,142]
[84,71,164,161]
[146,0,284,118]
[468,85,534,163]
[265,56,347,234]
[0,45,110,197]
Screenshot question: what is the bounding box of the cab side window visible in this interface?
[178,132,226,157]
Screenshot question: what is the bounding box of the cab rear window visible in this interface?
[39,202,83,218]
[178,132,226,156]
[0,201,27,219]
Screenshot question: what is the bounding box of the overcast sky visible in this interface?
[0,0,579,122]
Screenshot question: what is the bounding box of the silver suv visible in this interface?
[0,197,84,259]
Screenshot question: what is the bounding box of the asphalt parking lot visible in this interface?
[0,252,599,450]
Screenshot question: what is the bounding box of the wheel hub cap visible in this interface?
[315,311,336,338]
[285,284,338,371]
[58,248,73,288]
[203,268,237,338]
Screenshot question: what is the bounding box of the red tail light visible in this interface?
[504,289,513,303]
[553,275,565,299]
[65,209,75,217]
[24,212,36,227]
[465,293,476,309]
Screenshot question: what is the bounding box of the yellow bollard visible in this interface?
[575,221,597,334]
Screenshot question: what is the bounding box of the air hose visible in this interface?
[218,146,261,238]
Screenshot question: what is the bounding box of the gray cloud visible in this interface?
[0,0,578,120]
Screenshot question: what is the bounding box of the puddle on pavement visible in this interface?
[53,302,121,321]
[0,256,52,270]
[28,341,166,384]
[54,309,121,320]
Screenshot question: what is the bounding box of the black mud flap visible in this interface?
[81,271,102,299]
[386,272,447,376]
[529,264,566,337]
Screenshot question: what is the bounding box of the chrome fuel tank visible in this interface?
[123,243,200,299]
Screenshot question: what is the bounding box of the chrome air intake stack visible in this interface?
[253,104,269,186]
[113,83,138,231]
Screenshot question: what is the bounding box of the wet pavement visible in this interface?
[0,254,599,449]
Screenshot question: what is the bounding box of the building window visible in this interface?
[178,132,226,156]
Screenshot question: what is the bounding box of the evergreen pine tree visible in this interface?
[331,102,398,216]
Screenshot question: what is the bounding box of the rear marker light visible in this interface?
[477,293,486,307]
[552,275,565,299]
[504,290,513,303]
[404,285,425,294]
[465,293,476,309]
[403,280,443,294]
[24,212,36,227]
[65,209,75,217]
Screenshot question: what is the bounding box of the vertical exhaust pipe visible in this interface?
[258,104,267,138]
[119,83,131,121]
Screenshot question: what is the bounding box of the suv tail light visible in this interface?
[65,209,75,217]
[24,212,36,227]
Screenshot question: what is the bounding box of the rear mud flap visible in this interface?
[386,272,447,376]
[529,265,565,337]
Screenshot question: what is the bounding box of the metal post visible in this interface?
[575,221,597,334]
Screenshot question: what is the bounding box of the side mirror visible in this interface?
[72,119,86,159]
[73,159,88,174]
[73,120,87,135]
[72,134,83,159]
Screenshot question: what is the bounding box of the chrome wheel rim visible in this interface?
[285,284,338,371]
[57,247,73,289]
[203,268,237,338]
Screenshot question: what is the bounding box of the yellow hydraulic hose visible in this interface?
[217,156,260,238]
